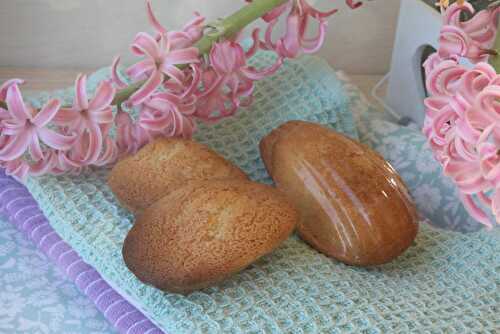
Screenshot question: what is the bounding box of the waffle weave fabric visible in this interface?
[22,53,499,333]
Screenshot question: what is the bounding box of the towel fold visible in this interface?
[0,170,163,334]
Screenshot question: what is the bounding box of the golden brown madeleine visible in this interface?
[108,138,248,213]
[123,179,298,294]
[260,120,419,266]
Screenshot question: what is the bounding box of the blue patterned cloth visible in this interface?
[0,218,113,333]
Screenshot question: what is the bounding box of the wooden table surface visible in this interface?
[0,67,385,111]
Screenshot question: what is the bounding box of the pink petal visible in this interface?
[58,150,82,169]
[82,123,103,164]
[345,0,363,10]
[140,113,171,131]
[0,107,10,120]
[168,31,193,50]
[131,32,161,59]
[146,0,167,35]
[6,84,31,121]
[160,65,185,86]
[0,79,24,100]
[133,123,153,148]
[210,42,246,75]
[246,28,261,58]
[28,133,44,161]
[178,64,202,98]
[455,118,480,144]
[198,75,224,98]
[439,25,469,58]
[236,77,255,97]
[277,13,302,58]
[0,131,31,161]
[180,12,205,44]
[301,19,327,54]
[304,1,338,18]
[128,70,163,106]
[126,58,156,80]
[38,127,77,151]
[33,99,61,128]
[88,80,115,111]
[460,194,493,228]
[30,150,57,177]
[260,2,288,22]
[148,92,182,107]
[241,57,283,81]
[95,137,118,166]
[111,56,128,89]
[426,60,466,96]
[443,2,474,25]
[89,108,114,124]
[52,108,79,126]
[163,47,199,66]
[5,158,30,182]
[74,74,89,111]
[264,18,279,51]
[2,121,26,136]
[115,112,137,155]
[455,170,489,194]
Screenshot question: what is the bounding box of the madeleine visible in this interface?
[123,179,298,293]
[108,138,248,213]
[260,120,419,266]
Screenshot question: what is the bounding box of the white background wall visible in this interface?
[0,0,401,74]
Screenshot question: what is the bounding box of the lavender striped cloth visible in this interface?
[0,170,164,334]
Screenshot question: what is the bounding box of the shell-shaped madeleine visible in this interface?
[260,121,418,266]
[108,138,248,213]
[123,179,298,294]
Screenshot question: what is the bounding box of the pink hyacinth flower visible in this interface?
[146,0,205,49]
[424,57,466,97]
[54,74,116,166]
[423,55,500,228]
[163,63,202,99]
[438,2,497,63]
[264,0,337,58]
[126,33,200,105]
[195,69,238,122]
[196,40,282,121]
[140,92,196,139]
[167,13,205,50]
[115,111,139,155]
[0,84,76,162]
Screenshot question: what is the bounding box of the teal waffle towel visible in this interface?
[24,54,499,333]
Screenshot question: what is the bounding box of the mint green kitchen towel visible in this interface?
[23,53,499,333]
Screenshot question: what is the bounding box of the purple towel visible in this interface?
[0,170,164,334]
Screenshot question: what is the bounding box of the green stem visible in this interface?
[111,0,288,106]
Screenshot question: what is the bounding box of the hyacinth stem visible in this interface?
[111,0,289,106]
